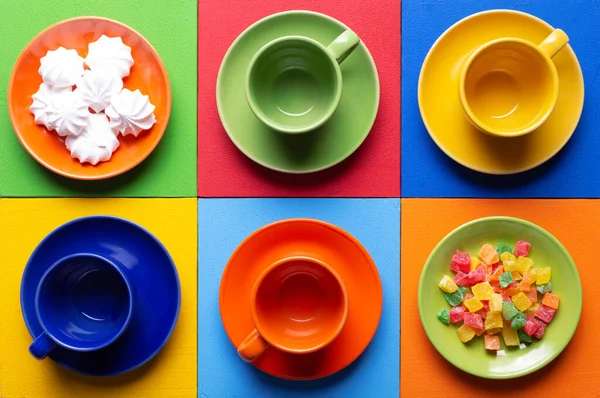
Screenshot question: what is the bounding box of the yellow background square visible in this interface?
[0,199,197,397]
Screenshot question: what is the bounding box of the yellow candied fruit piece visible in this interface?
[502,324,520,346]
[464,297,484,313]
[489,293,503,313]
[515,257,534,274]
[535,267,552,285]
[525,302,541,317]
[478,244,499,265]
[511,292,533,312]
[470,257,481,271]
[438,275,458,293]
[485,312,503,330]
[457,324,476,343]
[500,252,517,272]
[472,282,494,301]
[511,271,523,281]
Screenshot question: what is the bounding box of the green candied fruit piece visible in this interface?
[536,281,553,294]
[518,329,532,344]
[444,291,463,306]
[511,312,526,329]
[457,286,469,296]
[437,309,450,325]
[496,243,513,256]
[499,271,514,288]
[502,302,519,320]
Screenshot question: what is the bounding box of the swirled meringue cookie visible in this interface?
[66,114,120,165]
[85,35,134,79]
[29,83,72,130]
[39,47,85,88]
[75,70,123,113]
[47,91,91,137]
[105,89,156,137]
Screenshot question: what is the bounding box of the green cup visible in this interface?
[246,30,360,134]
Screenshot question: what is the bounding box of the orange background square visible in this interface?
[401,199,600,397]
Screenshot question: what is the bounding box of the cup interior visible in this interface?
[247,37,341,133]
[461,39,557,136]
[252,257,347,353]
[36,254,132,351]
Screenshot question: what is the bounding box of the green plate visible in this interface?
[216,11,379,173]
[418,217,582,379]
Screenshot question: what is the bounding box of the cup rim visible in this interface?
[250,255,349,354]
[34,252,134,352]
[458,37,560,138]
[245,35,343,134]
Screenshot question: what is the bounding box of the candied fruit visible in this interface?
[457,324,476,343]
[472,282,495,301]
[464,297,484,313]
[451,250,471,273]
[514,241,531,257]
[542,293,560,309]
[536,267,552,285]
[512,292,533,312]
[479,244,499,265]
[439,275,458,293]
[484,334,501,350]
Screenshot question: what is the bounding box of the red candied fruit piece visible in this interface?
[535,305,557,324]
[514,241,531,257]
[491,262,503,272]
[454,271,472,287]
[450,250,471,273]
[482,300,490,312]
[450,306,467,323]
[476,309,487,319]
[534,321,547,339]
[463,313,484,330]
[522,315,541,336]
[468,266,486,285]
[490,280,502,293]
[501,292,512,302]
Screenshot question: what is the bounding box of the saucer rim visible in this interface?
[216,10,381,174]
[417,9,585,175]
[218,218,383,380]
[20,215,181,377]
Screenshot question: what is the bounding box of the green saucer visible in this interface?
[217,11,379,173]
[418,217,582,379]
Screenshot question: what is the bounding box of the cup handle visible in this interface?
[29,332,56,360]
[538,29,569,59]
[237,329,269,362]
[326,30,361,64]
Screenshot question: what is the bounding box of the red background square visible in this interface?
[198,0,400,197]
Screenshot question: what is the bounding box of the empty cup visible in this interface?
[29,253,133,360]
[246,30,360,134]
[459,29,569,137]
[237,256,348,362]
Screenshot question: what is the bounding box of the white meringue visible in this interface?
[39,47,85,88]
[85,35,134,79]
[29,83,72,130]
[105,89,156,137]
[66,114,120,165]
[75,70,123,113]
[47,91,91,137]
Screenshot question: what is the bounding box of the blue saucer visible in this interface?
[20,216,181,376]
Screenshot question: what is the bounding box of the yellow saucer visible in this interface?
[418,10,584,174]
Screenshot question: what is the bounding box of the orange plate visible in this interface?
[219,218,383,380]
[8,17,171,180]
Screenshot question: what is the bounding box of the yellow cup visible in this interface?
[459,29,569,137]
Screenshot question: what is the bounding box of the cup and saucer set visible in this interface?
[217,10,380,173]
[21,216,181,376]
[419,9,584,175]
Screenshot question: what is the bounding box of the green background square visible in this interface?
[0,0,197,197]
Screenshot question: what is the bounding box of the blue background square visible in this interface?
[402,0,600,198]
[197,199,399,398]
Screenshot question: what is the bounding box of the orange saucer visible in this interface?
[219,219,382,380]
[8,17,171,180]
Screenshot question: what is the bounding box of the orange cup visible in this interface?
[237,256,348,362]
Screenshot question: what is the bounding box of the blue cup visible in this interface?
[29,253,134,360]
